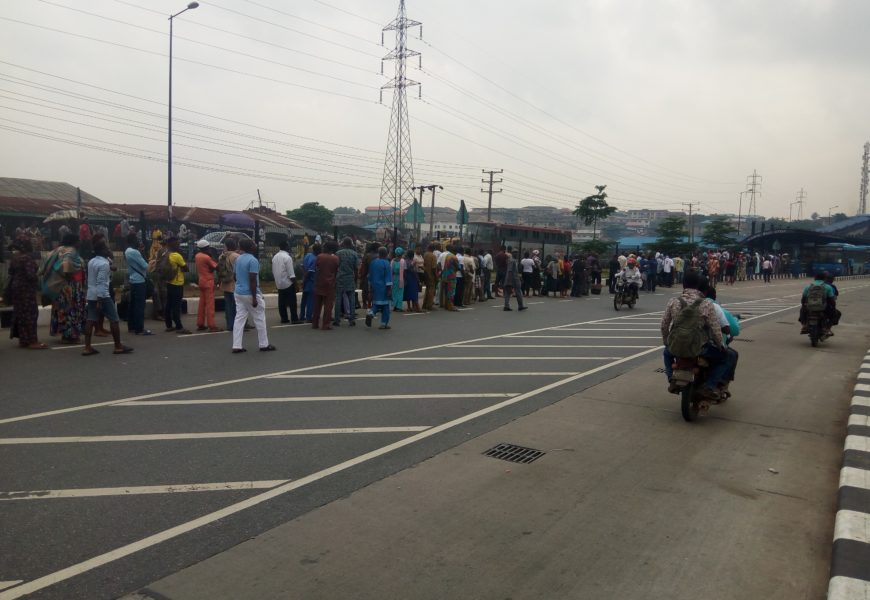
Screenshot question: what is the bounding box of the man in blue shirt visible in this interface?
[232,238,275,353]
[124,233,152,336]
[299,244,319,323]
[82,239,133,356]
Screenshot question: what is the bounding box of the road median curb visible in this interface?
[828,349,870,599]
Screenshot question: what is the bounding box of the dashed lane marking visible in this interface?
[0,584,21,593]
[0,481,288,501]
[0,427,432,445]
[373,356,621,361]
[449,344,657,349]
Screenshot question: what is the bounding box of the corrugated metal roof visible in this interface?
[816,214,870,233]
[0,197,127,219]
[0,178,104,204]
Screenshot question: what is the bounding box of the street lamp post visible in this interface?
[828,205,839,225]
[168,2,199,225]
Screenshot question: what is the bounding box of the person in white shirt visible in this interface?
[271,240,299,324]
[520,252,535,297]
[482,250,494,299]
[663,255,674,287]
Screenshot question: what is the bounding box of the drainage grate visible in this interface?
[483,443,545,464]
[654,367,665,373]
[733,338,754,343]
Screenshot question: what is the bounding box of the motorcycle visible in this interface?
[805,311,830,347]
[669,356,726,421]
[613,280,637,311]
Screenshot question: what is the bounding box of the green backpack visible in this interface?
[806,284,826,312]
[37,248,66,301]
[667,298,706,357]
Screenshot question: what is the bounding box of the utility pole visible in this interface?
[681,202,700,244]
[412,184,443,240]
[860,142,869,215]
[737,191,745,237]
[481,169,503,222]
[378,0,422,248]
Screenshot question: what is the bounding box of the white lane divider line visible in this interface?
[450,344,658,349]
[555,328,660,332]
[115,394,519,406]
[178,331,230,338]
[0,346,663,600]
[373,356,620,361]
[509,335,662,339]
[0,583,21,593]
[268,372,575,379]
[0,481,288,501]
[0,427,431,445]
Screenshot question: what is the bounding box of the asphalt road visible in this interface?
[1,277,868,599]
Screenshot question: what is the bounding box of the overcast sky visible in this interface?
[1,0,868,220]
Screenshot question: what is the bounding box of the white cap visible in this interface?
[196,239,210,248]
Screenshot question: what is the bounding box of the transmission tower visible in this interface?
[860,142,869,215]
[795,188,806,221]
[377,0,422,244]
[746,170,762,220]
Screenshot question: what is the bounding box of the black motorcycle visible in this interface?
[669,356,723,422]
[613,280,636,311]
[805,311,830,347]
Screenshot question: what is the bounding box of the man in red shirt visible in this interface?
[312,240,340,330]
[194,239,221,332]
[78,217,93,258]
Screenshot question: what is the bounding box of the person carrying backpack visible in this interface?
[799,271,836,335]
[660,270,727,401]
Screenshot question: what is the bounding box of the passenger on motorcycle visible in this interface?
[799,271,836,335]
[660,270,728,401]
[618,258,643,300]
[702,282,740,398]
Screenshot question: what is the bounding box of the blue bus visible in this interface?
[811,243,870,275]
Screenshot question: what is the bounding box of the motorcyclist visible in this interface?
[618,257,643,301]
[799,271,836,335]
[660,270,728,401]
[702,282,740,399]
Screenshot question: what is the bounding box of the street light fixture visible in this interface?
[167,1,200,225]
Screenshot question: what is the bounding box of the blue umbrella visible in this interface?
[222,213,255,228]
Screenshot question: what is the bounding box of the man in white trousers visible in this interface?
[232,238,276,353]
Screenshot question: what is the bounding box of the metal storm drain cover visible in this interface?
[483,443,545,464]
[654,367,665,373]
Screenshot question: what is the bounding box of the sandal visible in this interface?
[113,346,134,355]
[81,348,100,356]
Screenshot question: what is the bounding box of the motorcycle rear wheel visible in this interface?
[681,385,699,422]
[613,293,621,311]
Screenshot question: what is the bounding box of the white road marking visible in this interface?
[449,344,657,349]
[115,394,518,406]
[555,328,660,331]
[0,481,288,501]
[848,414,869,428]
[840,467,870,491]
[373,356,620,361]
[846,435,870,453]
[50,342,115,351]
[0,583,21,593]
[0,310,665,425]
[0,345,663,600]
[834,510,870,544]
[509,335,662,339]
[857,372,870,380]
[268,372,576,379]
[402,311,428,316]
[0,427,431,445]
[178,331,230,338]
[852,396,870,408]
[828,576,870,599]
[855,383,870,393]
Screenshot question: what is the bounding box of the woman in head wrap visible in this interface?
[50,232,86,344]
[5,236,48,348]
[391,247,406,311]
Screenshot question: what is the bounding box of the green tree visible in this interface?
[333,206,361,215]
[286,202,334,232]
[701,217,737,247]
[656,216,688,253]
[573,185,616,240]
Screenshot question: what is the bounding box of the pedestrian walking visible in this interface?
[5,236,48,349]
[82,239,132,356]
[299,244,319,322]
[49,233,86,344]
[422,244,438,311]
[391,247,407,311]
[231,238,274,353]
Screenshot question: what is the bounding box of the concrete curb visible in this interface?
[828,349,870,599]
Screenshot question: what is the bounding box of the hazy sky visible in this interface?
[1,0,868,219]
